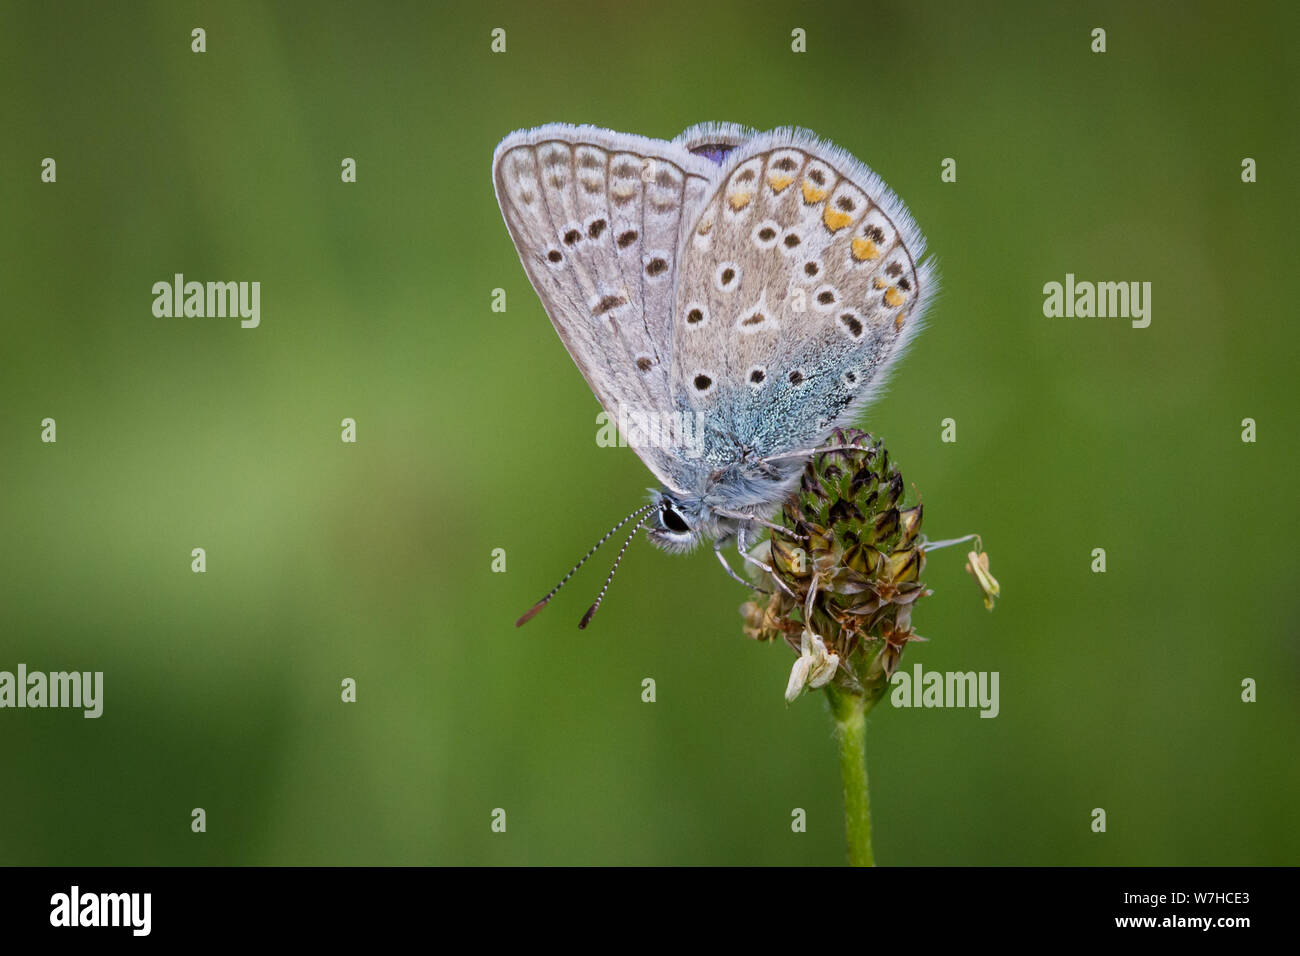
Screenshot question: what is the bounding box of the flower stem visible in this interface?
[826,685,874,866]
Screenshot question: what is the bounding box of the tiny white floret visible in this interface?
[785,630,840,703]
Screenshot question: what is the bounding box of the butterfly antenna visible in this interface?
[515,503,656,627]
[579,511,654,630]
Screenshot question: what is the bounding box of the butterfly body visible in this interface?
[495,122,935,621]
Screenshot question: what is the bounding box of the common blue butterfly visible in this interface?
[494,123,935,626]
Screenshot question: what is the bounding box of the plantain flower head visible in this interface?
[742,429,932,708]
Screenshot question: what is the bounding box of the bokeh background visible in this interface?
[1,0,1296,865]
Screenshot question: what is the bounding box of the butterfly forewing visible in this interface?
[669,130,935,478]
[493,125,717,491]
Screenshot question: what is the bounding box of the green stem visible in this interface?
[826,685,874,866]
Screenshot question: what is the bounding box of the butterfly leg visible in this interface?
[736,527,798,599]
[713,545,769,595]
[715,508,807,543]
[758,442,874,466]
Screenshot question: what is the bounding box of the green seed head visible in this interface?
[741,428,930,707]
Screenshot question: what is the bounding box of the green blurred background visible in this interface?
[1,0,1295,865]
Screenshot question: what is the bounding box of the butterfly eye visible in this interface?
[660,506,690,534]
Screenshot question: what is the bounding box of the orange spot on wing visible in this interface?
[802,181,828,203]
[885,286,905,308]
[851,238,880,261]
[728,191,753,211]
[823,207,852,231]
[768,173,793,192]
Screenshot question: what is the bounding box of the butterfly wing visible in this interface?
[669,129,936,503]
[672,121,757,166]
[494,125,719,493]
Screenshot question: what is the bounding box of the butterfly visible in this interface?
[494,122,935,627]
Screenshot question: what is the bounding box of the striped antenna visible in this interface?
[578,511,654,629]
[515,503,656,627]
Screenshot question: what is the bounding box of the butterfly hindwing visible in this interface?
[672,121,757,167]
[494,125,717,491]
[669,129,935,472]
